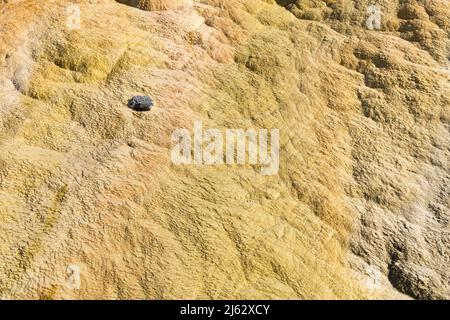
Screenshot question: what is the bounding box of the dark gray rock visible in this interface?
[128,96,154,112]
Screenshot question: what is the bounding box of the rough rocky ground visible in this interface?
[0,0,448,299]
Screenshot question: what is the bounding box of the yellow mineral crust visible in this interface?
[0,0,448,299]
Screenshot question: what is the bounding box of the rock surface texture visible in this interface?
[0,0,448,299]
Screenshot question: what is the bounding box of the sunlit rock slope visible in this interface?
[0,0,448,299]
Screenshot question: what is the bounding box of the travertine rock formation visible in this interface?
[0,0,448,299]
[116,0,189,11]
